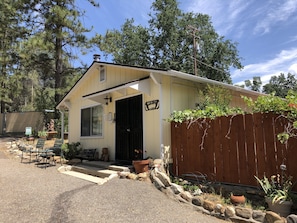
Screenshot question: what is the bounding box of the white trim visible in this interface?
[57,62,263,110]
[99,66,106,83]
[167,70,263,96]
[84,79,151,104]
[80,104,104,138]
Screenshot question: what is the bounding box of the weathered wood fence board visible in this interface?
[171,112,297,190]
[0,112,44,135]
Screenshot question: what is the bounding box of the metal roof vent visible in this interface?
[93,54,101,62]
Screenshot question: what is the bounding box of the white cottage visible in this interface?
[56,60,260,163]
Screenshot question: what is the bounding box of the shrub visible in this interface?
[61,142,82,160]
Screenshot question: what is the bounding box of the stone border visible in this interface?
[121,159,297,223]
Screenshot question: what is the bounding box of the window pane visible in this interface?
[81,108,90,136]
[100,67,105,82]
[92,106,103,136]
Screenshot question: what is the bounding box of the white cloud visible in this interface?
[289,63,297,74]
[253,0,297,34]
[232,48,297,85]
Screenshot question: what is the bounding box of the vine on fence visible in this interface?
[168,89,297,149]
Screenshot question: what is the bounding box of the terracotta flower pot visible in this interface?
[132,160,150,174]
[230,194,246,205]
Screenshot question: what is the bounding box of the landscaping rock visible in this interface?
[264,211,283,223]
[138,172,149,180]
[214,204,225,215]
[193,205,205,213]
[170,183,184,194]
[153,158,163,169]
[229,216,257,223]
[225,206,236,218]
[235,207,253,219]
[150,168,171,189]
[203,200,215,212]
[287,214,297,223]
[126,173,138,180]
[192,196,204,206]
[252,210,265,222]
[180,191,192,202]
[117,171,130,178]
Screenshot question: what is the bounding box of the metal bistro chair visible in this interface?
[20,138,46,163]
[37,139,63,168]
[29,138,46,162]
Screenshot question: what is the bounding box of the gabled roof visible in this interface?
[57,61,262,110]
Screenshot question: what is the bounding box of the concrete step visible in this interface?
[108,165,132,172]
[71,166,115,178]
[61,170,108,185]
[58,161,132,184]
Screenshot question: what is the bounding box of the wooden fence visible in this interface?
[0,112,44,135]
[171,112,297,190]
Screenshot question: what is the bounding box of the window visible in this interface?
[99,66,106,82]
[81,105,103,137]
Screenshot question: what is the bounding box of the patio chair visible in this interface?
[29,138,46,162]
[20,138,46,163]
[37,139,63,168]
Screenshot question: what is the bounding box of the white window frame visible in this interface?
[99,66,106,82]
[81,104,103,137]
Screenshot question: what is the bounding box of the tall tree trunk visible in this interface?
[55,26,63,107]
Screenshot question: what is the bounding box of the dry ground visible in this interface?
[0,137,225,223]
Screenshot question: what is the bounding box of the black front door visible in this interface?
[115,95,143,162]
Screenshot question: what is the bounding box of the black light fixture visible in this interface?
[104,95,112,105]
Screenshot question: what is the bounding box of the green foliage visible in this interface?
[0,0,99,113]
[96,0,242,83]
[61,142,82,160]
[168,106,243,123]
[38,131,48,138]
[243,90,297,145]
[255,174,294,203]
[196,85,232,109]
[263,73,297,98]
[168,85,243,123]
[241,93,287,113]
[244,76,262,92]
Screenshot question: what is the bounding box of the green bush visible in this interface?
[61,142,82,160]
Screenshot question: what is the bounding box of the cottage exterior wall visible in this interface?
[58,62,262,162]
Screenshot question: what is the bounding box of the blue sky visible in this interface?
[79,0,297,85]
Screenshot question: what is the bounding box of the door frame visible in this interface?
[115,94,144,163]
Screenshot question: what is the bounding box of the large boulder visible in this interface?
[150,167,171,189]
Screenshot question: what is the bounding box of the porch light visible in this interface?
[104,95,112,105]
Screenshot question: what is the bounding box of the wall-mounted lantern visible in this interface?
[145,100,159,111]
[104,95,112,105]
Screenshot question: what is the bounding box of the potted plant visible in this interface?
[255,173,294,217]
[38,130,48,139]
[132,149,150,174]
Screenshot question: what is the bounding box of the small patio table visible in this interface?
[36,150,56,168]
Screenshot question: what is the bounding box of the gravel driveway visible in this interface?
[0,137,224,223]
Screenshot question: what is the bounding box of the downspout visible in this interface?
[59,110,64,142]
[57,100,71,161]
[59,110,64,163]
[150,72,163,158]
